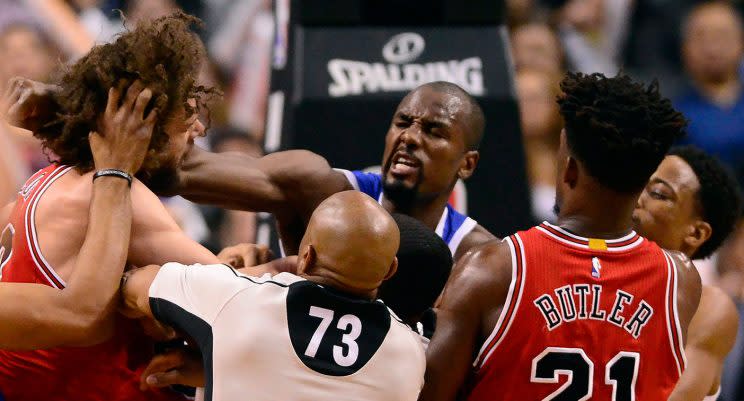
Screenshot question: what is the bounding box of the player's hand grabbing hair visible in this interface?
[89,80,160,174]
[1,77,60,132]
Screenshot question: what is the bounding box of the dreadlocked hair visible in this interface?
[557,72,688,193]
[35,11,217,173]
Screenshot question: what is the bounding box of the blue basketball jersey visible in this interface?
[338,169,477,255]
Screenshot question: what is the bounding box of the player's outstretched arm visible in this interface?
[0,83,157,349]
[419,241,512,401]
[173,146,352,221]
[669,286,738,401]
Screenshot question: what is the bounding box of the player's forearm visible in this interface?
[0,284,110,349]
[176,147,286,212]
[669,368,716,401]
[63,177,132,325]
[120,264,162,319]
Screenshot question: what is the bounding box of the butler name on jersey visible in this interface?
[533,282,654,338]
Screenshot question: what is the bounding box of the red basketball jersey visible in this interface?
[467,222,686,401]
[0,165,183,401]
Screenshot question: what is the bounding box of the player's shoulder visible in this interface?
[685,285,739,359]
[664,250,702,284]
[449,240,512,297]
[692,286,739,342]
[454,224,498,261]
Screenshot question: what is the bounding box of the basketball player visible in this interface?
[149,81,495,260]
[0,80,154,349]
[633,146,742,401]
[0,14,219,401]
[420,72,700,400]
[120,191,426,401]
[7,80,494,259]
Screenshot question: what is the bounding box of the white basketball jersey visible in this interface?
[148,263,426,401]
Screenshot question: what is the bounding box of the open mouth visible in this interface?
[389,152,420,177]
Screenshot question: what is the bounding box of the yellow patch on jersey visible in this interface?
[588,238,607,251]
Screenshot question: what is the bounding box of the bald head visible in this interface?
[408,81,486,150]
[297,191,400,297]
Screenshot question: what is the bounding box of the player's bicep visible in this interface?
[128,180,217,267]
[420,307,480,401]
[420,243,509,401]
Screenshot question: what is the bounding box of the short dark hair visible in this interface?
[668,146,743,259]
[558,72,687,193]
[377,213,452,323]
[419,81,485,150]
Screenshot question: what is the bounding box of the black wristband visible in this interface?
[93,169,133,186]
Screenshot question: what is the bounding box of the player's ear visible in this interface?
[458,150,479,180]
[382,256,398,282]
[563,156,579,188]
[297,245,316,275]
[685,220,712,253]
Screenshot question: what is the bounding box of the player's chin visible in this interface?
[630,211,649,234]
[384,174,418,190]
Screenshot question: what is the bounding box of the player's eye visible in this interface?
[649,191,667,200]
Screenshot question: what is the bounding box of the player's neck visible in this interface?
[382,194,449,231]
[556,193,638,239]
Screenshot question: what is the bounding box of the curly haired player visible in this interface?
[421,72,700,401]
[0,13,218,401]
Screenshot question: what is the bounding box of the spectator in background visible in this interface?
[676,1,744,188]
[515,69,561,223]
[551,0,633,75]
[511,22,564,74]
[0,14,61,187]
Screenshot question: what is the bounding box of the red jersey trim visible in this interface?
[536,222,644,252]
[24,165,73,289]
[663,251,686,377]
[473,234,527,369]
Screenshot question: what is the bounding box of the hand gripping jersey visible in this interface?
[148,264,426,401]
[339,169,476,255]
[467,222,686,401]
[0,165,184,401]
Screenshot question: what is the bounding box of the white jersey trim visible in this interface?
[336,168,359,191]
[663,251,685,377]
[535,224,644,252]
[473,237,517,368]
[25,166,73,288]
[448,217,477,256]
[473,234,526,369]
[668,252,687,369]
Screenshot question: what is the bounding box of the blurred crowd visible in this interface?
[2,1,744,385]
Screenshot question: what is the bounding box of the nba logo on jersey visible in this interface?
[591,257,602,278]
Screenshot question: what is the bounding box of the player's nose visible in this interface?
[400,124,422,147]
[190,119,206,139]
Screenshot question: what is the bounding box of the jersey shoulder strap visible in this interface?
[336,169,383,200]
